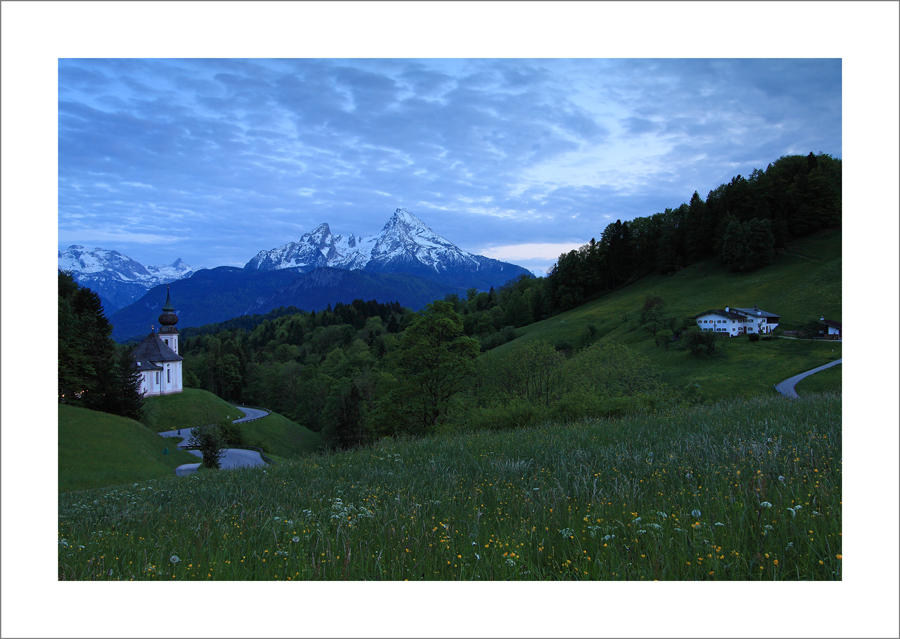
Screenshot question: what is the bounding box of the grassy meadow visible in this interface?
[59,405,200,493]
[58,391,841,581]
[142,388,245,433]
[236,411,324,459]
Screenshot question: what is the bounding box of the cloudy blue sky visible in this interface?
[58,57,841,274]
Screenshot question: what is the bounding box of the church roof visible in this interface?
[132,331,183,365]
[133,359,163,372]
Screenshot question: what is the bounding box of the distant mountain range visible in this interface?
[65,209,533,342]
[58,245,198,313]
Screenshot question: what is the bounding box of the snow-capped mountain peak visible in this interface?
[243,208,531,290]
[58,245,198,313]
[245,208,479,275]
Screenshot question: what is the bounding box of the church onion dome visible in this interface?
[158,287,179,331]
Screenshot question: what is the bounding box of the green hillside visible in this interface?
[142,388,246,433]
[237,412,324,459]
[59,405,199,493]
[492,229,842,402]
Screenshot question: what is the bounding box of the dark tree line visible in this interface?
[58,271,143,419]
[544,152,841,313]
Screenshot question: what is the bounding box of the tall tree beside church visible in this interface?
[109,347,144,420]
[58,271,130,416]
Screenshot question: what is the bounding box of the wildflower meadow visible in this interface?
[58,392,841,581]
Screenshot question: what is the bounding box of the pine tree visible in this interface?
[111,347,144,421]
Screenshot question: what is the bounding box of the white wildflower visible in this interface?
[169,555,181,564]
[691,509,701,518]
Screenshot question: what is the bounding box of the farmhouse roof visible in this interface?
[132,331,183,365]
[694,309,745,320]
[731,306,781,319]
[822,319,842,329]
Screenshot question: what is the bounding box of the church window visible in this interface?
[155,371,160,384]
[167,368,171,383]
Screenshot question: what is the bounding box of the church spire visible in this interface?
[158,286,179,332]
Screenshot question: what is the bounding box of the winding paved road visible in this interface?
[159,405,271,476]
[774,359,842,399]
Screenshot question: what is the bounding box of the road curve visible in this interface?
[774,359,842,399]
[159,405,271,475]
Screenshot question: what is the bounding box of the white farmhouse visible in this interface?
[821,317,842,340]
[694,305,780,337]
[131,287,183,396]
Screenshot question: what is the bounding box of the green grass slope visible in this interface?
[59,405,200,493]
[795,363,842,396]
[238,412,324,459]
[494,230,842,402]
[142,388,245,433]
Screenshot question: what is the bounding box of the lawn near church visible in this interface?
[58,405,200,493]
[58,391,841,580]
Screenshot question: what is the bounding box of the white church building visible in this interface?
[131,287,183,396]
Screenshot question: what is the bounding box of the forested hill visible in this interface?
[544,152,840,314]
[109,266,465,342]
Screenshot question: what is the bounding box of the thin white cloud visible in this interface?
[477,242,585,261]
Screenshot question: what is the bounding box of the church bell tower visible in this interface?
[157,286,179,354]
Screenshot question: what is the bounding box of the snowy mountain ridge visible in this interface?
[246,208,493,276]
[58,245,198,313]
[59,246,196,284]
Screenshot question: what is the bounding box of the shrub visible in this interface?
[681,327,719,357]
[189,423,227,469]
[748,333,760,342]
